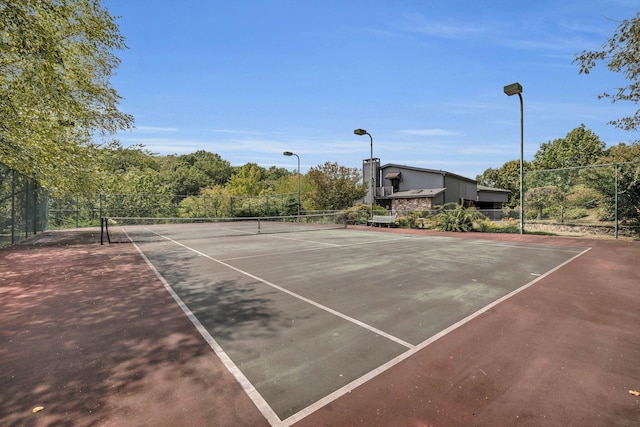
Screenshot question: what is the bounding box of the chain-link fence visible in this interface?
[38,162,640,241]
[47,192,301,229]
[1,163,48,248]
[371,162,639,239]
[521,162,640,238]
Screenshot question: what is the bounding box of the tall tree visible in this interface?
[175,150,233,187]
[527,126,605,213]
[161,151,233,196]
[532,125,605,170]
[306,162,366,210]
[476,159,530,208]
[0,0,133,192]
[98,142,159,174]
[574,12,640,131]
[580,142,640,221]
[226,163,266,196]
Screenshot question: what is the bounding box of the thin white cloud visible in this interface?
[399,129,460,136]
[206,128,266,135]
[401,13,490,39]
[134,126,179,133]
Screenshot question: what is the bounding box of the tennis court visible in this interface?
[3,224,639,427]
[108,219,589,424]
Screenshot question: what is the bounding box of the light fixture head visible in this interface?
[283,151,293,156]
[503,82,523,96]
[353,128,368,136]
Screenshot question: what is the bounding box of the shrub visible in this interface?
[569,185,603,209]
[525,210,540,220]
[564,208,588,221]
[433,204,486,232]
[345,204,370,224]
[405,210,432,228]
[394,216,407,227]
[475,218,497,232]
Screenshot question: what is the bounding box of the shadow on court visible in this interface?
[0,229,269,427]
[1,227,639,426]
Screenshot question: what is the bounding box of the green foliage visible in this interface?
[564,208,589,221]
[395,216,409,228]
[580,143,640,222]
[372,205,389,215]
[230,193,297,217]
[227,163,267,196]
[164,151,233,195]
[307,162,367,210]
[178,185,230,217]
[344,204,371,225]
[574,12,640,131]
[526,209,543,220]
[478,123,635,226]
[433,203,485,232]
[476,218,547,234]
[99,142,160,174]
[263,166,292,182]
[476,159,531,208]
[569,185,603,210]
[0,0,133,193]
[524,125,605,222]
[532,125,605,170]
[405,210,433,229]
[525,186,565,220]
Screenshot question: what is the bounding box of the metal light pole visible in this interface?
[354,128,374,219]
[283,151,300,216]
[504,82,524,234]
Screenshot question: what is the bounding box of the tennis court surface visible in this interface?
[2,225,639,426]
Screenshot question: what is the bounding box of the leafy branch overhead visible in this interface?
[574,12,640,131]
[0,0,133,193]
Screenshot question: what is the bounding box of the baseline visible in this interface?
[281,246,592,426]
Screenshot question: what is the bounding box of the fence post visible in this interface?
[24,178,30,239]
[31,181,38,235]
[615,163,618,240]
[11,169,15,244]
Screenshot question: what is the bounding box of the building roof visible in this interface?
[387,188,446,199]
[380,163,476,183]
[477,185,510,193]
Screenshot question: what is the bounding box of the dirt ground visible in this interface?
[1,228,639,426]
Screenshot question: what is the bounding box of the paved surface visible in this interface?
[1,227,639,426]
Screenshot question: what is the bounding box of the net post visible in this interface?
[100,217,112,245]
[258,217,261,234]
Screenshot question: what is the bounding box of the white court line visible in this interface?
[464,239,587,253]
[268,233,343,246]
[222,235,413,262]
[124,231,285,427]
[222,245,338,262]
[280,246,593,426]
[132,226,591,426]
[153,232,413,349]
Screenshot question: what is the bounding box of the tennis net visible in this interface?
[100,213,347,244]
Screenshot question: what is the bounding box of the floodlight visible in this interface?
[503,82,524,234]
[353,128,374,219]
[503,82,523,96]
[283,151,301,216]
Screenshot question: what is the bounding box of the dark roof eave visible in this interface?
[380,163,476,183]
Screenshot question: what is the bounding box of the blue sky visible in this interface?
[105,0,638,179]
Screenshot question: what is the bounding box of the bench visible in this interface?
[368,214,397,227]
